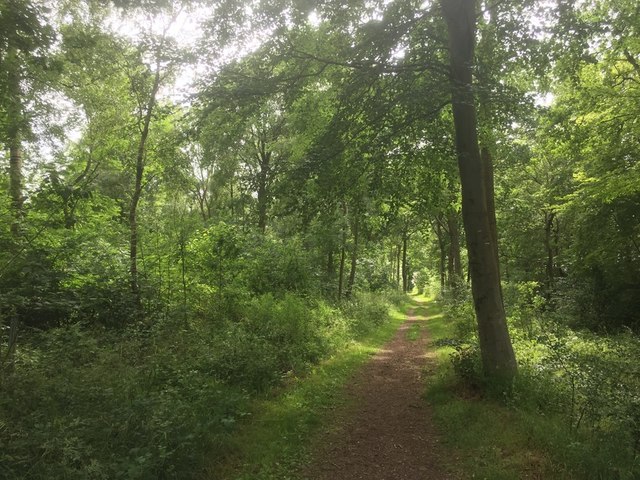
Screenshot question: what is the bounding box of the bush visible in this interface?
[0,274,397,478]
[246,238,316,295]
[0,322,249,480]
[208,294,363,392]
[341,291,390,335]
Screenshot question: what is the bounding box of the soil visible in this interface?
[302,302,456,480]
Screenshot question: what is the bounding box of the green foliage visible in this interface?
[340,291,391,335]
[210,294,332,392]
[2,0,640,477]
[220,298,410,480]
[0,289,395,479]
[246,237,316,295]
[436,285,640,479]
[0,322,249,480]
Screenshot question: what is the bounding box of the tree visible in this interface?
[0,0,55,238]
[440,0,517,380]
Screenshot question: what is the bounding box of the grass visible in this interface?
[405,322,421,341]
[207,298,413,480]
[416,293,575,480]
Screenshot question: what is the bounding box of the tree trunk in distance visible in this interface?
[327,249,334,277]
[447,211,462,288]
[402,232,409,293]
[129,66,161,316]
[544,211,555,295]
[9,142,23,238]
[7,46,23,239]
[256,134,271,234]
[338,202,347,300]
[396,244,401,288]
[440,0,517,381]
[346,211,359,298]
[435,219,446,290]
[229,178,235,218]
[390,246,396,284]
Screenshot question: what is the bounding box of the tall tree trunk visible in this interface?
[543,211,556,294]
[230,178,235,218]
[256,134,271,234]
[441,0,517,381]
[346,210,360,298]
[481,147,500,266]
[402,231,409,293]
[338,244,346,300]
[447,211,462,288]
[129,66,161,315]
[327,249,334,277]
[338,202,347,300]
[396,244,401,288]
[6,47,23,239]
[390,245,396,284]
[9,142,23,238]
[4,47,24,373]
[435,219,446,291]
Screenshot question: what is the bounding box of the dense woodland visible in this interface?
[1,0,640,478]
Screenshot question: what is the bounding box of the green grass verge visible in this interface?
[406,322,421,341]
[416,294,576,480]
[206,298,413,480]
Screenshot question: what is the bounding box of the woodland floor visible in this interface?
[302,301,456,480]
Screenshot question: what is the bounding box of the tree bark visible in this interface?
[544,211,556,294]
[6,47,23,239]
[435,218,446,291]
[402,231,409,293]
[441,0,517,381]
[396,244,401,288]
[338,202,347,300]
[447,211,462,287]
[390,245,396,284]
[255,131,271,234]
[129,65,161,315]
[346,209,360,298]
[9,142,23,238]
[481,147,500,265]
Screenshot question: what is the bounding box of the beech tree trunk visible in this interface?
[402,232,409,293]
[396,244,401,288]
[129,66,161,314]
[6,47,23,239]
[441,0,517,381]
[338,202,347,299]
[447,211,462,288]
[9,142,23,238]
[255,130,271,234]
[346,211,359,298]
[390,246,396,284]
[544,211,556,294]
[435,219,446,290]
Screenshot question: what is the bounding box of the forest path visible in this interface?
[302,299,455,480]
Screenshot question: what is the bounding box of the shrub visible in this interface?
[0,323,249,480]
[341,291,390,335]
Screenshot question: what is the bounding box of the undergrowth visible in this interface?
[423,284,640,480]
[217,293,411,480]
[0,290,405,480]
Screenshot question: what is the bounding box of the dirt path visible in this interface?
[303,301,454,480]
